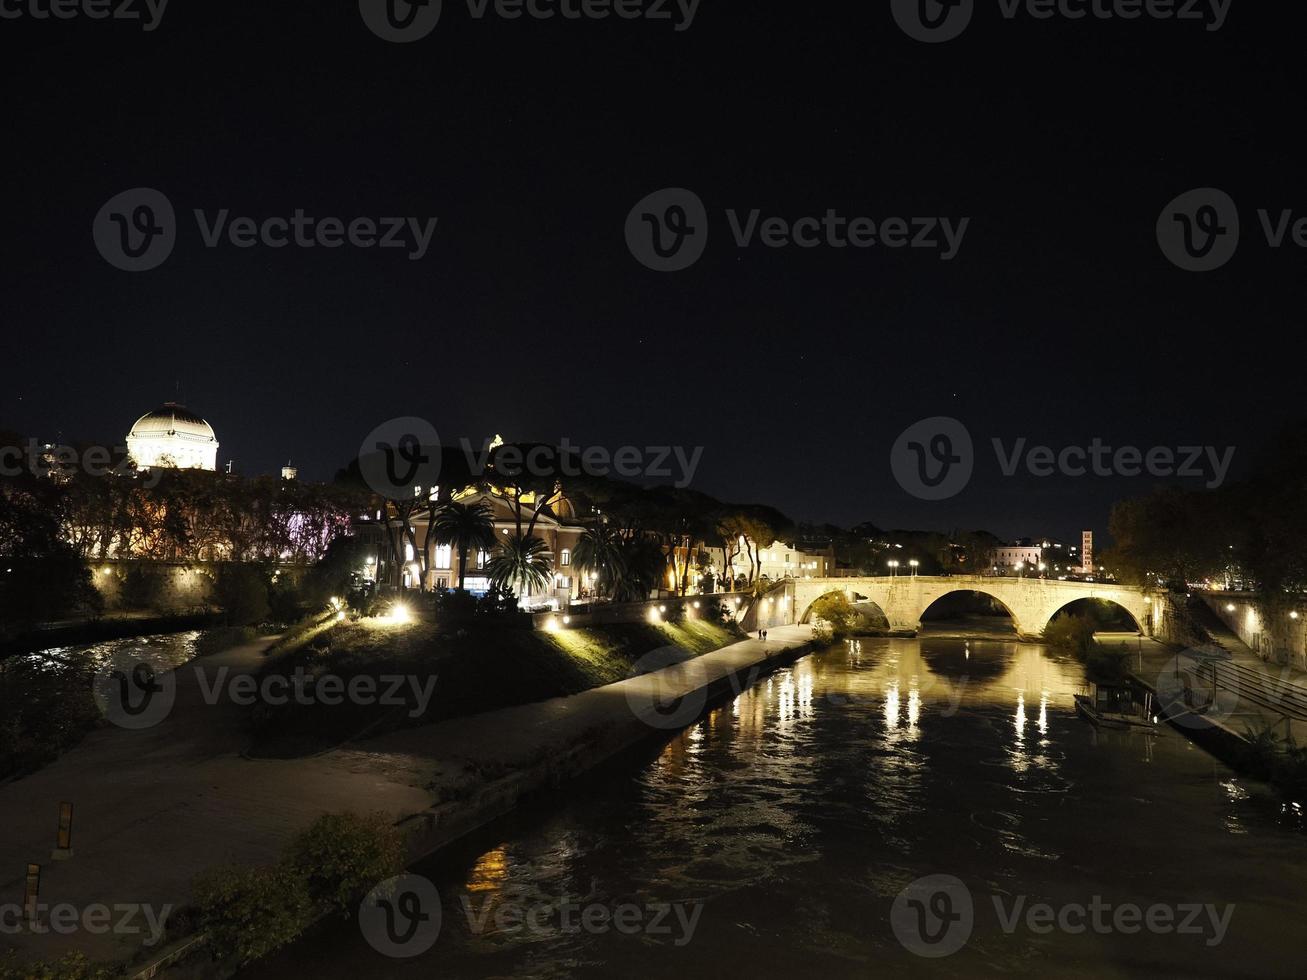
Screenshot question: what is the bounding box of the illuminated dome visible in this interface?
[126,402,219,471]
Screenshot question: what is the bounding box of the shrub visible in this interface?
[0,658,101,781]
[1043,614,1097,659]
[809,591,857,637]
[0,952,115,980]
[212,564,270,627]
[193,864,313,965]
[119,563,165,612]
[194,811,406,966]
[285,812,406,915]
[1044,614,1129,682]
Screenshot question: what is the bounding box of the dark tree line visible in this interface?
[1104,427,1307,598]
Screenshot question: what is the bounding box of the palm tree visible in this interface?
[430,500,497,592]
[613,535,666,602]
[572,525,626,598]
[487,533,554,601]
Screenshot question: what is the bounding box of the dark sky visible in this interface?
[3,0,1302,544]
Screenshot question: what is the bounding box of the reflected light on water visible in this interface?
[466,845,510,895]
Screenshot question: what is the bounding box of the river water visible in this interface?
[246,636,1307,979]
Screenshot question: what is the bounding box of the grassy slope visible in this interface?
[248,616,743,756]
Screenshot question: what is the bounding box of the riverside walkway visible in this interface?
[1123,632,1307,743]
[0,625,813,968]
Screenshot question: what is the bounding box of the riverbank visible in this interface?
[0,624,815,974]
[236,632,1307,980]
[247,616,744,757]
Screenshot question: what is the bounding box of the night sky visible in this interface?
[3,0,1302,543]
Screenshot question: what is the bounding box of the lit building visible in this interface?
[756,541,834,580]
[126,402,219,471]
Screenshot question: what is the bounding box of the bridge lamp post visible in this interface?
[908,559,919,577]
[888,559,900,577]
[1016,562,1025,579]
[1038,562,1047,579]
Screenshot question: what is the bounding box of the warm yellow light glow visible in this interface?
[391,603,411,624]
[335,610,346,621]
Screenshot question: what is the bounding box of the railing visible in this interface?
[1178,651,1307,723]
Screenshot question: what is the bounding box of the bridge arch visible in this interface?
[789,576,1156,640]
[798,589,890,629]
[918,588,1024,634]
[1043,597,1144,636]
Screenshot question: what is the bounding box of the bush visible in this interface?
[193,863,313,966]
[1044,614,1129,682]
[0,658,101,781]
[1043,614,1097,659]
[119,563,165,612]
[0,552,103,631]
[195,811,405,965]
[0,952,115,980]
[286,812,406,915]
[809,591,857,637]
[212,564,270,627]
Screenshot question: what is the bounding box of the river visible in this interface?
[244,635,1307,979]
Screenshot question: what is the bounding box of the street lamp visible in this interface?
[1038,562,1047,579]
[908,559,919,577]
[888,559,900,577]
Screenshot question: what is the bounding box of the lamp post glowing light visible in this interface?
[888,559,900,577]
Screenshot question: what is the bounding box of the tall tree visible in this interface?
[429,500,497,593]
[487,534,554,601]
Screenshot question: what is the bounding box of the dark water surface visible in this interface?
[246,637,1307,979]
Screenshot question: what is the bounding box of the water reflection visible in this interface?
[244,636,1307,980]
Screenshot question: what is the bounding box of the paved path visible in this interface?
[0,625,813,968]
[1115,632,1307,742]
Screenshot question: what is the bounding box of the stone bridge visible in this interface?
[789,576,1163,640]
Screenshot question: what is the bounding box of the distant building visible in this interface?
[756,541,835,580]
[126,402,219,471]
[281,461,298,481]
[991,544,1044,574]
